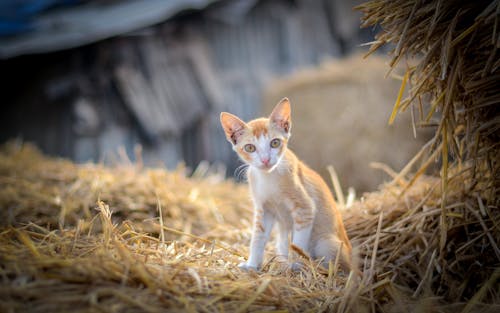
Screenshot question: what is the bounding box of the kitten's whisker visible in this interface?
[237,168,248,182]
[234,164,249,182]
[234,164,245,177]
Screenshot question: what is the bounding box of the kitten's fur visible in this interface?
[220,98,352,271]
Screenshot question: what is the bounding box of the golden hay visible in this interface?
[1,143,499,312]
[356,0,499,201]
[354,1,500,311]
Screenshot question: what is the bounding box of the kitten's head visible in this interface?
[220,98,291,172]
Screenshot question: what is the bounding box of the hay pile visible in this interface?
[357,0,499,197]
[354,0,500,310]
[1,142,498,312]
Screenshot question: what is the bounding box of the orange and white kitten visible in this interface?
[220,98,352,271]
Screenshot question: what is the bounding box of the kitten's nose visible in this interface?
[261,157,270,166]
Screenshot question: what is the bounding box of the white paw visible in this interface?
[238,262,259,272]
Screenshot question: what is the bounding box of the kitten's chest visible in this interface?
[250,171,281,201]
[249,168,294,210]
[249,168,295,228]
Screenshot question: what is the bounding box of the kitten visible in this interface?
[220,98,353,272]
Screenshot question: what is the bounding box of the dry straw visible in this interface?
[0,144,359,313]
[1,138,499,312]
[355,0,500,310]
[357,0,499,200]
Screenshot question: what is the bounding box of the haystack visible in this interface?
[357,0,499,197]
[0,143,497,312]
[356,0,500,307]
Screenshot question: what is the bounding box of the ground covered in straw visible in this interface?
[1,143,498,313]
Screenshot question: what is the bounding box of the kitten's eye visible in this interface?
[270,138,281,148]
[244,144,256,153]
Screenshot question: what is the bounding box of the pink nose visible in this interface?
[261,158,270,166]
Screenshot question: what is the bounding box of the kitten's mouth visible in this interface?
[259,163,276,172]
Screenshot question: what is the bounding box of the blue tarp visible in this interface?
[0,0,82,36]
[0,0,217,58]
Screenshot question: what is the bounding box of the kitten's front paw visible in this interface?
[238,262,259,272]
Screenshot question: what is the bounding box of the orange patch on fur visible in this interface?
[248,118,269,137]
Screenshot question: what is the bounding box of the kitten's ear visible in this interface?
[220,112,247,145]
[270,97,291,134]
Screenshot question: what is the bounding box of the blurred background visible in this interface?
[0,0,431,192]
